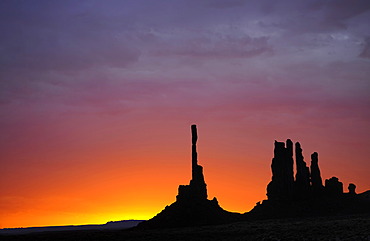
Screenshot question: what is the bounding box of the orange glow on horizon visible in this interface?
[1,110,370,229]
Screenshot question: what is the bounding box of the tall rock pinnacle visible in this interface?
[310,152,323,195]
[267,140,294,201]
[191,125,199,180]
[189,124,207,200]
[294,142,310,198]
[177,125,207,201]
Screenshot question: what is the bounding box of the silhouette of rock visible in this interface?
[177,125,207,201]
[250,139,370,219]
[294,142,310,199]
[325,177,343,196]
[138,125,240,228]
[310,152,323,196]
[267,140,294,201]
[348,183,356,195]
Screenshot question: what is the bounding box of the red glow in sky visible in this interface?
[1,0,370,229]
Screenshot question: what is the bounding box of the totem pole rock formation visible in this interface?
[138,125,240,228]
[177,125,207,201]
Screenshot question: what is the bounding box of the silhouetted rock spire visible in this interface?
[190,125,207,199]
[177,125,207,201]
[191,125,198,170]
[267,140,294,201]
[310,152,323,195]
[294,142,310,199]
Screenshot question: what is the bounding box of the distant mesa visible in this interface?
[138,126,370,229]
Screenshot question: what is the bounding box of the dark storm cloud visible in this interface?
[0,0,369,119]
[2,0,368,75]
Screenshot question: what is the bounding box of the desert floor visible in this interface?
[2,214,370,241]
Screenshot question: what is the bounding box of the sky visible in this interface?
[1,0,370,229]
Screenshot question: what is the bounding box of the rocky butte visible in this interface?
[138,127,370,228]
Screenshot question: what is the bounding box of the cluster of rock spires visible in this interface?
[248,139,370,219]
[266,139,346,201]
[138,125,370,229]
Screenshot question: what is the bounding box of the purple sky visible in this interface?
[1,0,370,121]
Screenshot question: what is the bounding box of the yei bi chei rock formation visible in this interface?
[250,139,369,218]
[266,139,345,201]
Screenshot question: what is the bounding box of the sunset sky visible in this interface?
[1,0,370,229]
